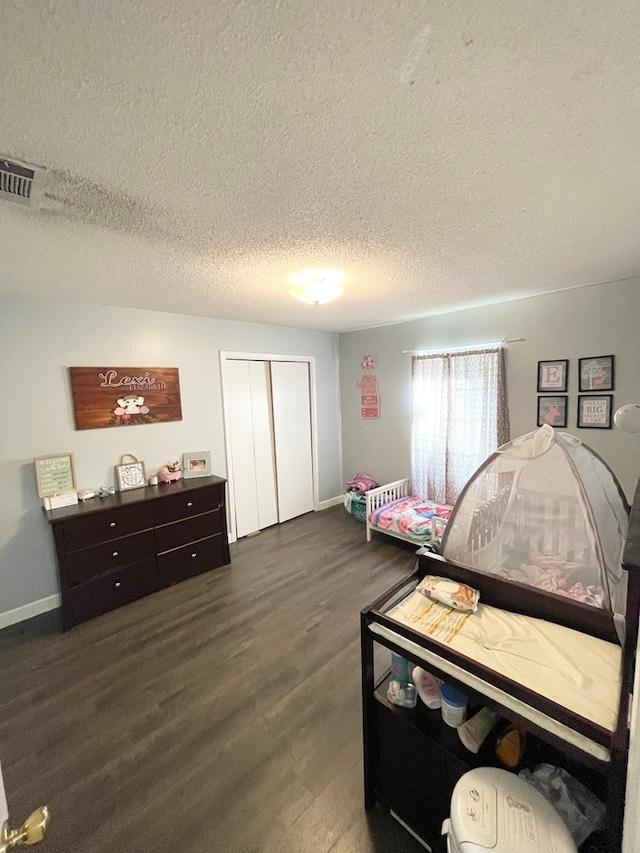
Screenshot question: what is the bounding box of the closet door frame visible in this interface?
[220,351,319,543]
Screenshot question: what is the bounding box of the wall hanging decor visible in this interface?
[578,355,614,392]
[361,354,375,371]
[69,367,182,430]
[357,357,380,419]
[537,359,568,393]
[537,396,568,428]
[577,395,613,429]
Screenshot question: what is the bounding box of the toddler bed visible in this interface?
[365,478,452,545]
[361,427,638,852]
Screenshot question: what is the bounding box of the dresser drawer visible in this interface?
[155,509,222,553]
[157,534,226,585]
[67,559,160,624]
[152,484,222,526]
[66,530,156,585]
[63,503,154,551]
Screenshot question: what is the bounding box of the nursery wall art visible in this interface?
[578,355,614,392]
[357,354,380,419]
[69,367,183,430]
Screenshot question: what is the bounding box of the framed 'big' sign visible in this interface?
[69,367,183,430]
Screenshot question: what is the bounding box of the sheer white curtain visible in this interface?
[411,346,509,505]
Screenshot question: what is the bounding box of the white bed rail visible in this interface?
[365,478,410,542]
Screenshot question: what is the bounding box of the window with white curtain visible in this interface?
[410,345,509,506]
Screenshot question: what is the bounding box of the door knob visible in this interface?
[1,805,50,851]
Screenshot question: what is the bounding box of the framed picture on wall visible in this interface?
[537,396,568,428]
[577,395,613,429]
[578,355,614,392]
[537,360,568,393]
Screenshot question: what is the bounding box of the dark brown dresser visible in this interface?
[45,475,230,629]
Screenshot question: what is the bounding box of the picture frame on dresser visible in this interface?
[182,451,211,478]
[116,454,146,491]
[35,453,77,498]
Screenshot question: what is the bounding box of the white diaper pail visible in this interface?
[442,767,578,853]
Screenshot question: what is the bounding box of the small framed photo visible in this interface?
[577,395,613,429]
[537,360,568,393]
[579,355,614,392]
[537,396,568,428]
[182,451,211,478]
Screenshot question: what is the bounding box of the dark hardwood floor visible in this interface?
[0,506,425,853]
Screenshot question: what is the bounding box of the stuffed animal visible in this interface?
[158,461,182,483]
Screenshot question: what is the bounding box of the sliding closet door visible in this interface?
[249,361,279,530]
[270,361,314,523]
[224,360,278,538]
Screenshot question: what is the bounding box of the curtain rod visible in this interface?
[402,337,525,355]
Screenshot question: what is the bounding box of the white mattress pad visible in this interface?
[370,590,622,762]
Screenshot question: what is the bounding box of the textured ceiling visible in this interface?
[1,0,639,332]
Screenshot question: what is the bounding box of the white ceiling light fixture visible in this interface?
[289,268,345,305]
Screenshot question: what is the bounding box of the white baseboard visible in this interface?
[317,495,344,511]
[0,594,61,631]
[227,497,344,544]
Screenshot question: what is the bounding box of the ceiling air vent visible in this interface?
[0,157,44,209]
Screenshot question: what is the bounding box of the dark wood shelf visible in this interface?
[363,633,614,851]
[374,675,608,801]
[368,673,610,852]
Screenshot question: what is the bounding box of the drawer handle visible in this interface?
[187,501,193,507]
[115,582,122,588]
[109,522,116,528]
[191,553,197,558]
[112,551,119,557]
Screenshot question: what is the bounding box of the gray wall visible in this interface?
[3,279,640,623]
[0,296,342,622]
[339,279,640,502]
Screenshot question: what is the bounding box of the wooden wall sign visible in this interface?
[69,367,182,430]
[357,373,380,419]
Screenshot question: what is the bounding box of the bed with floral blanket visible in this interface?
[365,478,452,545]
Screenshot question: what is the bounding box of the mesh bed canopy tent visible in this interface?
[441,425,629,633]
